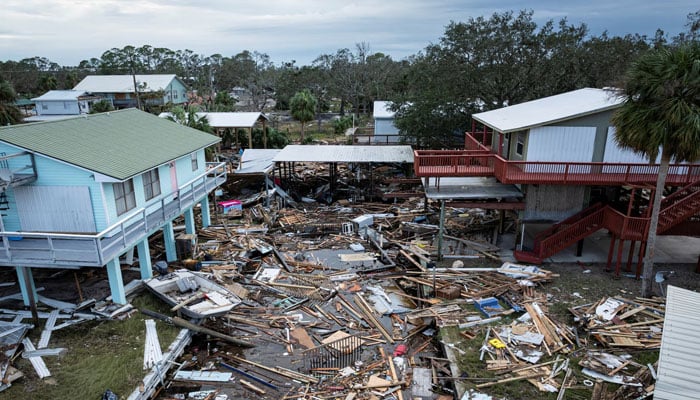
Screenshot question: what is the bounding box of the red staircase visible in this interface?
[514,179,700,264]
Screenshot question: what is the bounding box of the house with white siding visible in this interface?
[373,101,400,143]
[31,90,104,116]
[0,109,225,305]
[472,88,627,221]
[73,74,188,109]
[414,88,700,270]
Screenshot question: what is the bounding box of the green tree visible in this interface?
[0,79,23,125]
[167,105,217,159]
[612,42,700,297]
[289,89,317,143]
[90,99,115,113]
[38,74,58,92]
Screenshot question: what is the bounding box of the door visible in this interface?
[169,162,179,196]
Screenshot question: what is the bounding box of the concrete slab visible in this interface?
[498,225,700,265]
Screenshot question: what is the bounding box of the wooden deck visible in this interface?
[0,162,226,268]
[414,149,700,186]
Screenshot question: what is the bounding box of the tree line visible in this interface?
[2,9,698,144]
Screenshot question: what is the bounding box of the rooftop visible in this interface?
[473,88,624,133]
[0,109,220,181]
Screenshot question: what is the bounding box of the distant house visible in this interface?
[373,101,400,143]
[31,90,104,116]
[73,74,188,109]
[0,109,225,305]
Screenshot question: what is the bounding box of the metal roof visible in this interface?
[31,90,91,101]
[655,285,700,400]
[198,112,268,128]
[472,88,624,133]
[235,149,281,174]
[373,101,395,119]
[422,177,523,200]
[273,145,414,163]
[0,108,220,181]
[73,74,181,93]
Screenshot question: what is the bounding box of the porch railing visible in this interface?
[0,162,226,268]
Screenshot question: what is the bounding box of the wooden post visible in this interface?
[626,241,636,272]
[606,234,616,271]
[437,200,445,261]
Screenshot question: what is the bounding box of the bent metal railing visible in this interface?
[0,162,226,268]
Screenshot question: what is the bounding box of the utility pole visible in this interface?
[131,65,142,110]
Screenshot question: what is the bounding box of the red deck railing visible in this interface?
[415,132,700,186]
[515,178,700,263]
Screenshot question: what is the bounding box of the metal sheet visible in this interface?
[15,185,96,233]
[526,126,596,162]
[273,145,413,163]
[423,177,523,200]
[473,88,623,133]
[655,285,700,400]
[197,112,268,128]
[234,149,281,175]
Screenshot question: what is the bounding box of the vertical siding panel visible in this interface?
[526,126,596,162]
[655,286,700,399]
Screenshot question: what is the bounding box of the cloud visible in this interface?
[1,0,697,66]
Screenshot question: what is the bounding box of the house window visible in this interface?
[42,104,48,110]
[174,91,178,99]
[143,169,161,200]
[114,179,136,216]
[515,132,525,157]
[191,153,198,171]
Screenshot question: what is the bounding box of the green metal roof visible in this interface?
[0,108,220,181]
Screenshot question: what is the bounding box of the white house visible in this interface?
[31,90,103,116]
[373,101,400,143]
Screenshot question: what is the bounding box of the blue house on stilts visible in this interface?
[0,108,225,305]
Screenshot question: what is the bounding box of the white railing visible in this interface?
[0,162,226,267]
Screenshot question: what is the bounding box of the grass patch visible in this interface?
[6,291,181,400]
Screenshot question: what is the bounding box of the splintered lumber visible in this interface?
[231,355,318,384]
[524,303,570,353]
[240,379,266,395]
[353,293,395,344]
[140,308,254,348]
[475,372,549,388]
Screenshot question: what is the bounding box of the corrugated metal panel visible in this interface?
[523,185,586,221]
[655,285,700,400]
[0,109,219,180]
[273,145,414,163]
[603,127,660,163]
[31,90,87,101]
[473,88,623,133]
[198,112,268,128]
[526,126,596,162]
[73,74,177,92]
[235,149,281,174]
[15,186,97,233]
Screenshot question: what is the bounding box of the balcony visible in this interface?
[414,133,700,186]
[0,162,226,268]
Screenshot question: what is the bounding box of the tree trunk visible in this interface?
[641,151,671,297]
[299,122,305,143]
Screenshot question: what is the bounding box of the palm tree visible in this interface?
[0,80,23,126]
[289,89,317,143]
[612,42,700,297]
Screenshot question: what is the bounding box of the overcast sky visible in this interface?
[1,1,697,66]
